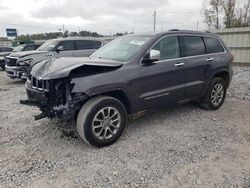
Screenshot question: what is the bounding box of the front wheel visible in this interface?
[0,65,5,70]
[77,96,127,147]
[200,77,227,110]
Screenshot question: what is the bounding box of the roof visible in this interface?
[132,30,216,37]
[52,37,103,42]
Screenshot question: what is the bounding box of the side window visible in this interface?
[152,36,180,60]
[205,37,224,54]
[23,45,36,51]
[91,41,102,49]
[181,36,205,57]
[75,40,92,50]
[58,41,74,51]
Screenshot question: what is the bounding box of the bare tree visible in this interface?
[223,0,237,28]
[242,0,250,26]
[203,0,250,28]
[202,0,222,29]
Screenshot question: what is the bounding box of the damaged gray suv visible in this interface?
[21,30,233,147]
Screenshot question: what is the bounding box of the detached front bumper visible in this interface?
[21,82,48,106]
[5,65,28,79]
[21,81,88,120]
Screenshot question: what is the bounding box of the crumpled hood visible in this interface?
[31,57,123,80]
[9,50,47,58]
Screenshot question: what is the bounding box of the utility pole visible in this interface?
[153,10,156,32]
[196,21,199,31]
[62,24,65,36]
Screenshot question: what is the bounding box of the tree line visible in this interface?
[14,30,130,42]
[202,0,250,29]
[15,30,104,41]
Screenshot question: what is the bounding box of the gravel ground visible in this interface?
[0,66,250,188]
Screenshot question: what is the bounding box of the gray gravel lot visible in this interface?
[0,66,250,188]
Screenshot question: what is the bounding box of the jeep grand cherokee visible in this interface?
[21,30,233,147]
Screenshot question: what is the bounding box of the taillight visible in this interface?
[229,54,234,64]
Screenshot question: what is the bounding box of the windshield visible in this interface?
[91,35,151,61]
[13,45,25,52]
[37,40,59,51]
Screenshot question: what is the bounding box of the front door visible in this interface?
[57,40,75,57]
[137,36,187,111]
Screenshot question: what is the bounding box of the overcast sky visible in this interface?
[0,0,206,37]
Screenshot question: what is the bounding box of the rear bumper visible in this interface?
[5,65,28,79]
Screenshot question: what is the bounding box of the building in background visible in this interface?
[212,27,250,65]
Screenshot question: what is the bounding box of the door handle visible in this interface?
[174,62,185,67]
[206,58,214,62]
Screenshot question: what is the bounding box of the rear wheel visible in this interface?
[77,96,127,147]
[200,77,226,110]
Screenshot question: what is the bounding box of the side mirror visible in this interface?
[142,49,160,65]
[149,49,160,61]
[56,46,64,53]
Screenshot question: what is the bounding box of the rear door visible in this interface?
[180,35,213,99]
[137,35,187,110]
[74,40,95,57]
[91,40,102,50]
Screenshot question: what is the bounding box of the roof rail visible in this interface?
[168,29,179,31]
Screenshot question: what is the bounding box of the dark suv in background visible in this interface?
[21,30,233,147]
[0,47,13,70]
[0,44,41,70]
[5,37,103,79]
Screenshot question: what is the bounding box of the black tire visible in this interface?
[76,96,127,147]
[0,65,5,71]
[200,77,227,110]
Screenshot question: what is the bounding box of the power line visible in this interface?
[0,22,59,30]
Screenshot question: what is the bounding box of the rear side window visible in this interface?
[181,36,205,57]
[59,41,74,51]
[75,40,92,50]
[91,41,102,49]
[204,37,224,54]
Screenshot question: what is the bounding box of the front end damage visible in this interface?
[20,75,88,120]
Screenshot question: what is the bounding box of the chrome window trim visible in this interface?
[140,34,227,65]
